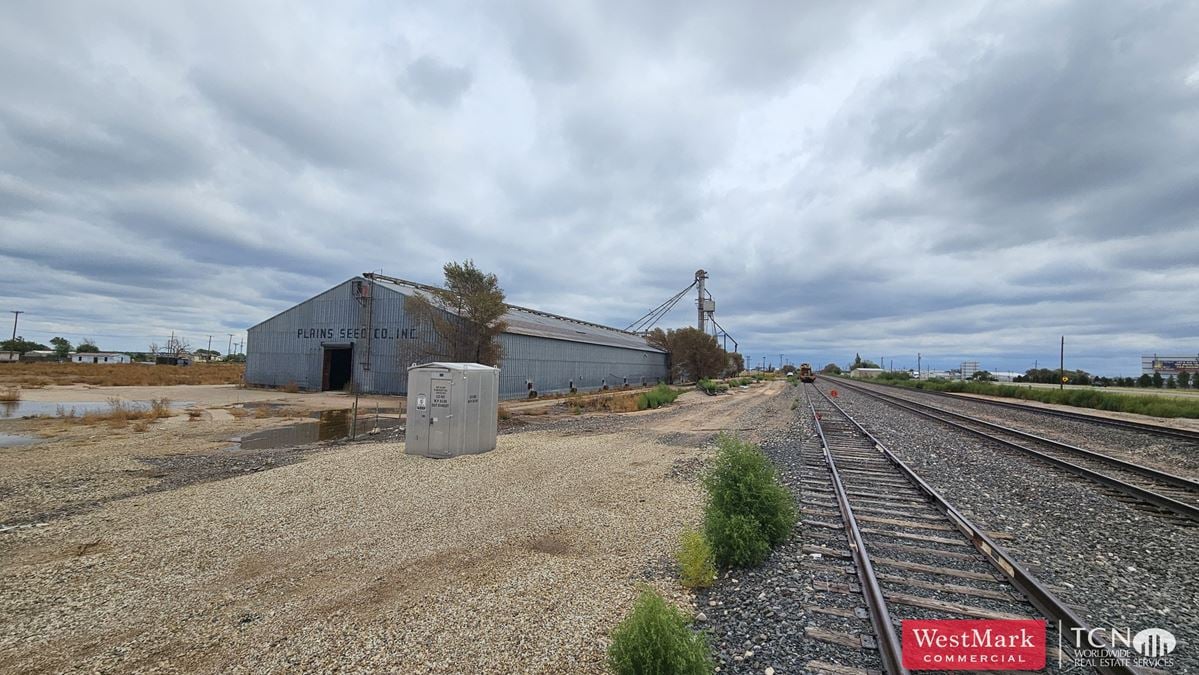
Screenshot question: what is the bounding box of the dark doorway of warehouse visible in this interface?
[322,346,353,391]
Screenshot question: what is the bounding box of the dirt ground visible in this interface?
[0,381,793,673]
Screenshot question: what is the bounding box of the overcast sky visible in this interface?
[2,1,1196,375]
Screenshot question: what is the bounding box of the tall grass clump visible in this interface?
[607,587,712,675]
[702,434,796,567]
[637,385,683,410]
[0,386,20,402]
[676,530,716,589]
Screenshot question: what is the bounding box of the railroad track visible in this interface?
[855,379,1199,442]
[799,383,1133,674]
[823,378,1199,523]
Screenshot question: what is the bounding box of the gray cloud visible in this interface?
[0,1,1195,374]
[399,56,474,107]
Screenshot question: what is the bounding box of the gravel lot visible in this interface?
[822,381,1199,673]
[0,381,792,673]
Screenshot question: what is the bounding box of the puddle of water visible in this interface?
[233,409,402,450]
[0,433,38,448]
[0,400,194,419]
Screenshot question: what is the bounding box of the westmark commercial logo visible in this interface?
[902,619,1046,670]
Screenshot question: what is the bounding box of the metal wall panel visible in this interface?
[246,277,669,399]
[246,279,450,395]
[497,333,669,398]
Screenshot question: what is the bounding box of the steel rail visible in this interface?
[850,377,1199,442]
[831,378,1199,492]
[805,384,1140,675]
[806,391,908,675]
[828,379,1199,521]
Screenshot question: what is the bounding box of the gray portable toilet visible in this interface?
[405,363,499,458]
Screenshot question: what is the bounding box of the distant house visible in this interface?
[70,352,132,364]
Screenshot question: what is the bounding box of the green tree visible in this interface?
[76,338,99,353]
[821,363,842,375]
[1181,372,1193,389]
[0,337,49,354]
[647,327,727,383]
[1137,373,1152,387]
[1166,375,1177,389]
[971,370,995,381]
[50,337,72,357]
[404,260,508,366]
[850,353,880,370]
[1152,372,1164,388]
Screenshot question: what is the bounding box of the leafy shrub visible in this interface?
[677,531,716,589]
[703,510,770,568]
[702,434,796,567]
[697,379,718,394]
[608,588,712,675]
[637,384,684,410]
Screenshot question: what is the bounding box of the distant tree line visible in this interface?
[1013,368,1196,389]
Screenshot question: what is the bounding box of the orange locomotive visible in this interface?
[799,363,816,382]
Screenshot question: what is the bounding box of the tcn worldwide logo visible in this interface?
[1060,625,1178,670]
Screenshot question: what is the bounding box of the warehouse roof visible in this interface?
[365,274,665,353]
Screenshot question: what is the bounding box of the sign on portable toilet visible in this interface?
[405,363,499,458]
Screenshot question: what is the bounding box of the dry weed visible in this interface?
[0,386,20,402]
[566,392,641,414]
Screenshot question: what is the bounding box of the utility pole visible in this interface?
[779,354,783,371]
[695,269,708,334]
[228,334,234,357]
[9,310,21,342]
[1059,336,1065,390]
[207,335,213,362]
[917,353,921,379]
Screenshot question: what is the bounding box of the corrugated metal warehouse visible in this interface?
[245,273,669,399]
